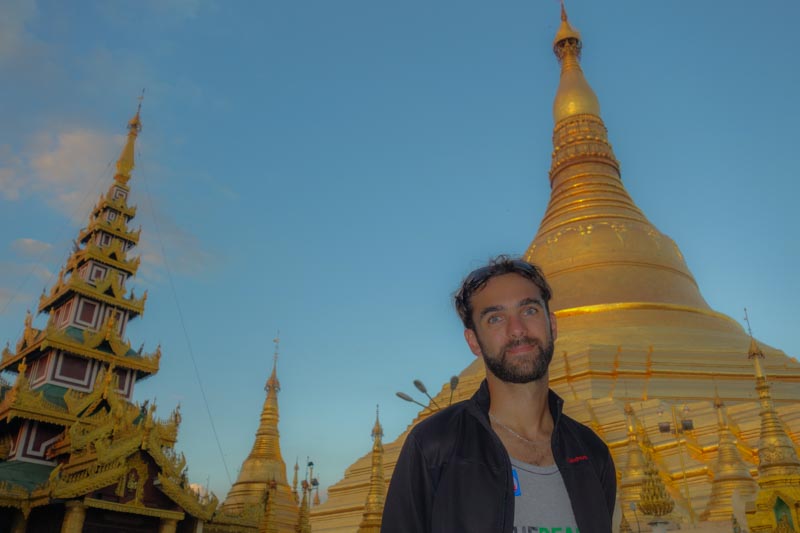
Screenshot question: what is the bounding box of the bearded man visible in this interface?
[382,256,616,533]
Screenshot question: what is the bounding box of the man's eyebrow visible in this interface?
[478,305,504,320]
[519,297,544,308]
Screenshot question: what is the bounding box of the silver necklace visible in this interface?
[489,413,550,446]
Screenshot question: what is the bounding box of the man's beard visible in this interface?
[478,335,554,384]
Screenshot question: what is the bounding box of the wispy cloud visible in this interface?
[11,238,53,258]
[4,126,215,283]
[27,128,123,220]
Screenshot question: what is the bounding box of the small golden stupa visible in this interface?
[311,6,800,531]
[207,337,300,532]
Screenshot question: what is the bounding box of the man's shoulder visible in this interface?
[408,399,474,441]
[558,411,611,456]
[404,399,477,459]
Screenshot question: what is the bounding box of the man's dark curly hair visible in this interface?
[454,255,552,330]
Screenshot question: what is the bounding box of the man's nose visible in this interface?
[506,315,527,338]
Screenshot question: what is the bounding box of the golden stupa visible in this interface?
[207,338,300,532]
[311,6,800,531]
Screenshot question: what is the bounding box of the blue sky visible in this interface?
[1,0,798,500]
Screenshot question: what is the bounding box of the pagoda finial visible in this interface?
[358,405,386,533]
[266,332,280,392]
[292,458,299,502]
[114,93,144,185]
[744,308,766,379]
[551,4,600,124]
[371,404,383,441]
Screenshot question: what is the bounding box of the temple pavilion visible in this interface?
[0,108,218,532]
[310,7,800,532]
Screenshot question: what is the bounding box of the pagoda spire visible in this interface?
[296,480,311,533]
[699,390,757,521]
[114,93,143,185]
[744,312,800,532]
[221,334,298,530]
[745,315,800,480]
[552,1,601,124]
[525,6,712,314]
[357,406,386,533]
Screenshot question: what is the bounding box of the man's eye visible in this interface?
[486,315,502,325]
[523,306,538,316]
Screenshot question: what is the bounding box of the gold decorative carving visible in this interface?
[51,458,128,499]
[82,313,132,357]
[84,497,185,521]
[38,269,146,316]
[156,472,218,521]
[77,215,141,246]
[8,324,160,376]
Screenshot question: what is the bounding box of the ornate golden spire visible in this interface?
[743,312,800,532]
[552,2,600,124]
[221,335,298,530]
[637,432,675,519]
[745,315,800,481]
[114,94,143,185]
[357,406,385,533]
[699,391,757,521]
[292,459,299,503]
[267,334,280,393]
[525,5,714,316]
[296,480,311,533]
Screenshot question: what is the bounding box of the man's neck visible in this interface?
[486,373,553,440]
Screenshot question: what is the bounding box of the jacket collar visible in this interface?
[470,378,565,429]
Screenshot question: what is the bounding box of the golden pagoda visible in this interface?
[0,105,217,531]
[311,6,800,531]
[356,407,385,533]
[700,391,757,521]
[207,337,300,532]
[745,334,800,532]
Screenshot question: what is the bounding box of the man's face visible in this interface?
[464,273,556,384]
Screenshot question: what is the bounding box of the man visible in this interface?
[382,256,615,533]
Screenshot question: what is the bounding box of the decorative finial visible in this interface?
[115,97,143,184]
[372,404,383,440]
[560,0,568,22]
[273,331,280,366]
[266,331,281,392]
[743,308,753,337]
[137,88,145,114]
[744,308,765,362]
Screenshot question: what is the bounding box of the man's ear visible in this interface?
[464,329,483,358]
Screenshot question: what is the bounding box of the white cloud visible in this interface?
[11,238,52,258]
[28,128,124,220]
[4,124,214,285]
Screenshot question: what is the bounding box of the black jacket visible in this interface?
[381,380,616,533]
